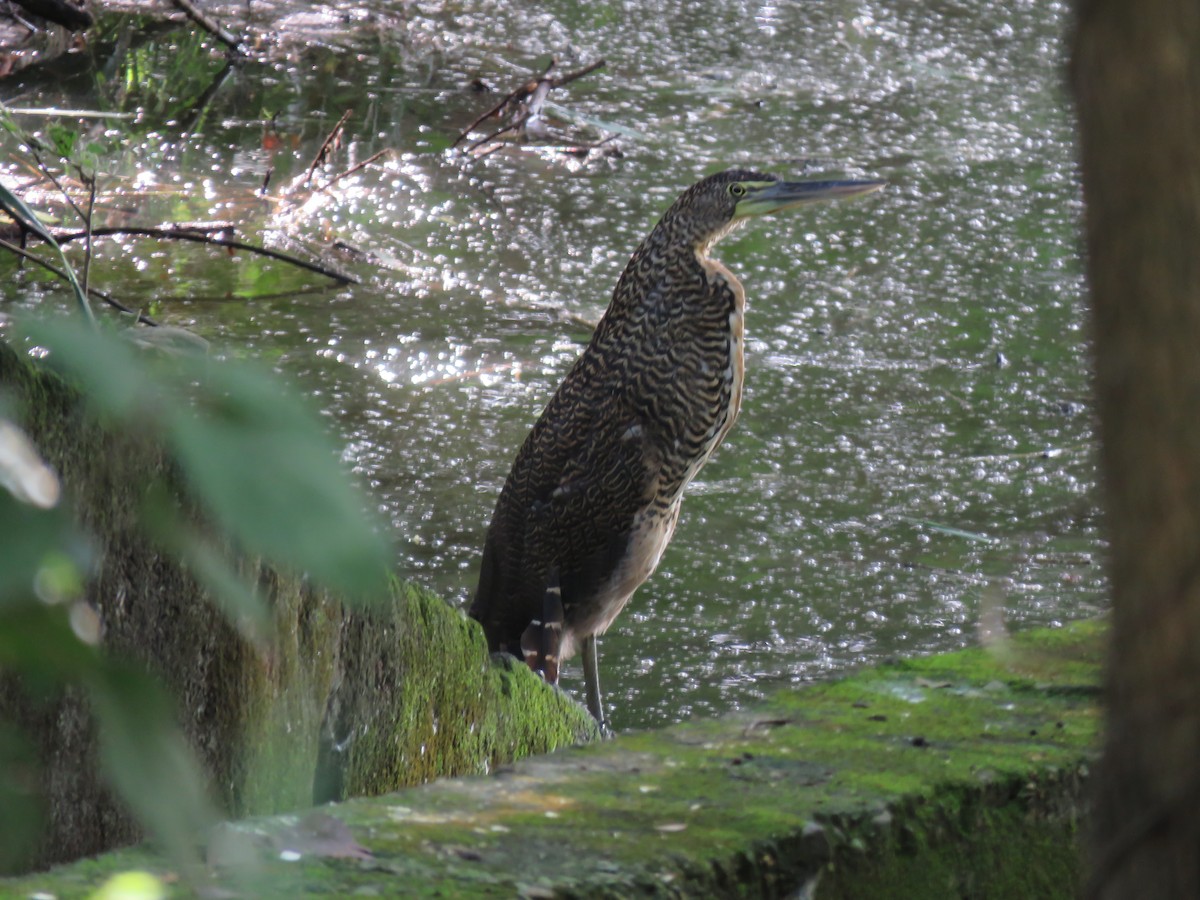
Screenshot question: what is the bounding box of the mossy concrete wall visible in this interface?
[3,619,1104,898]
[0,340,598,873]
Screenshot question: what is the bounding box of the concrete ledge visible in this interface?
[4,619,1103,898]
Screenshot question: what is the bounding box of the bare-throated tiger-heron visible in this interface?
[470,168,884,726]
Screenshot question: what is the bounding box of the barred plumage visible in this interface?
[470,168,883,725]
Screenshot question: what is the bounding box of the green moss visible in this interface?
[315,579,599,802]
[818,775,1085,899]
[0,340,598,872]
[7,620,1099,898]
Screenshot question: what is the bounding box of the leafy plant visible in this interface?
[0,179,94,323]
[0,117,392,877]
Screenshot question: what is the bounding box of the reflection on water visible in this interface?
[0,0,1100,730]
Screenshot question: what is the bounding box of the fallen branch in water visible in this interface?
[550,58,607,89]
[47,225,360,285]
[0,236,160,325]
[454,59,556,150]
[453,58,606,152]
[560,134,623,160]
[172,0,244,53]
[317,148,392,193]
[305,109,354,186]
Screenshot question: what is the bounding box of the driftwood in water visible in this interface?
[453,58,607,154]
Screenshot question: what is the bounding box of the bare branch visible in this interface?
[317,148,392,192]
[47,226,360,285]
[0,236,159,325]
[550,59,606,89]
[172,0,243,53]
[305,109,353,186]
[452,60,557,149]
[465,114,533,154]
[81,173,96,297]
[453,58,606,153]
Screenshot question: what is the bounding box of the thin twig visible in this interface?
[0,236,159,325]
[452,94,517,148]
[454,58,606,153]
[452,59,557,149]
[173,0,243,53]
[549,59,606,89]
[305,109,353,185]
[27,147,87,223]
[318,148,391,192]
[82,173,96,298]
[47,226,359,285]
[465,114,532,154]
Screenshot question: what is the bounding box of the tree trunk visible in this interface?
[1073,1,1200,896]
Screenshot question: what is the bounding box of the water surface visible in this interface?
[0,0,1101,729]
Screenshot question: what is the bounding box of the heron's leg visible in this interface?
[581,634,606,726]
[520,566,563,683]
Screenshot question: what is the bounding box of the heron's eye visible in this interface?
[728,183,747,198]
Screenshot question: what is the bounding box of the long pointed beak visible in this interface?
[735,178,886,219]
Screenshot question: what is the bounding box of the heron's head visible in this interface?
[667,168,885,254]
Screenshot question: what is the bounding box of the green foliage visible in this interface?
[0,179,93,323]
[0,485,81,603]
[22,317,393,601]
[45,122,78,160]
[88,664,216,878]
[1,84,396,876]
[0,723,41,873]
[0,317,393,874]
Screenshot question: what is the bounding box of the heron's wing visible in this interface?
[532,401,656,607]
[471,371,656,647]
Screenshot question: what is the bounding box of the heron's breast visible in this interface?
[696,254,746,449]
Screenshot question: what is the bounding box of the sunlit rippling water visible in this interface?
[0,0,1101,729]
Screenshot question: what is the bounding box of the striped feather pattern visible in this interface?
[470,170,774,676]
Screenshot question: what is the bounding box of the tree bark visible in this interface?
[1073,1,1200,896]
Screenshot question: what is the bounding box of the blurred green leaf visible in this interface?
[19,316,391,599]
[0,604,96,687]
[20,317,162,420]
[0,724,42,873]
[0,178,57,245]
[0,490,84,606]
[32,550,85,604]
[89,871,168,900]
[0,183,93,322]
[124,324,210,357]
[141,484,271,639]
[0,416,61,507]
[165,359,391,601]
[89,663,215,874]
